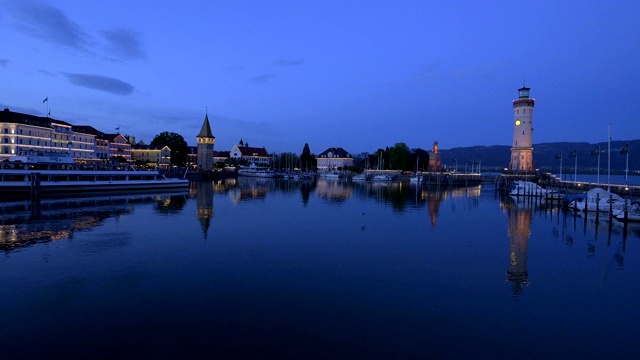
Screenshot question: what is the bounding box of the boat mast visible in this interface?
[608,123,611,192]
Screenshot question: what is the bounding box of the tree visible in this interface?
[150,131,188,167]
[300,143,316,171]
[409,148,430,171]
[390,142,411,170]
[279,152,300,170]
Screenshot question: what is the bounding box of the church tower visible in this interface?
[509,84,535,171]
[196,112,215,171]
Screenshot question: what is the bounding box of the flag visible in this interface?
[569,150,577,158]
[555,153,562,160]
[115,127,120,131]
[42,97,48,103]
[591,146,599,156]
[620,144,629,155]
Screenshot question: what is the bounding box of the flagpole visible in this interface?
[559,151,563,181]
[574,151,577,184]
[607,124,611,192]
[625,147,629,183]
[597,147,600,185]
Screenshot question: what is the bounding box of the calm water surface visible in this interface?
[1,178,639,358]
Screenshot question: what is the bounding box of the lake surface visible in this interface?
[1,178,639,359]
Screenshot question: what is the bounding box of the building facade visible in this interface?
[509,84,535,171]
[0,109,96,162]
[132,144,171,168]
[428,141,442,171]
[316,147,354,171]
[105,133,132,162]
[230,140,270,166]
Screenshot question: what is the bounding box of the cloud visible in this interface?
[251,74,277,84]
[0,59,8,67]
[273,58,305,66]
[101,28,145,60]
[5,0,91,51]
[38,69,57,76]
[416,62,440,76]
[225,65,246,71]
[62,73,134,95]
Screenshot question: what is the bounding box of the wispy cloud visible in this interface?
[273,58,305,66]
[226,65,246,71]
[62,73,134,95]
[38,69,57,76]
[0,59,8,68]
[413,61,441,80]
[5,0,91,51]
[101,28,145,60]
[251,74,277,84]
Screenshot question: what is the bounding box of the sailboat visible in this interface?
[409,158,421,183]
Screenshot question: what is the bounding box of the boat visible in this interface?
[509,180,558,197]
[371,174,393,181]
[324,171,342,179]
[237,165,276,178]
[352,173,368,181]
[614,208,640,223]
[567,187,630,213]
[0,150,189,196]
[409,158,422,183]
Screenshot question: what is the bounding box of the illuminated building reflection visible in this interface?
[316,179,353,202]
[228,178,272,205]
[500,197,531,297]
[196,181,214,239]
[0,193,187,253]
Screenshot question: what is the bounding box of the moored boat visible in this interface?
[509,180,558,197]
[0,150,189,196]
[614,208,640,223]
[567,187,631,213]
[352,173,368,181]
[237,165,276,178]
[372,174,393,181]
[324,171,342,179]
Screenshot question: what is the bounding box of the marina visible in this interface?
[1,178,639,358]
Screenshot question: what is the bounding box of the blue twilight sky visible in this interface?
[1,0,639,154]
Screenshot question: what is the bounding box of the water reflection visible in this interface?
[499,191,640,298]
[0,192,186,253]
[195,181,214,239]
[316,178,353,202]
[500,196,531,297]
[228,178,274,204]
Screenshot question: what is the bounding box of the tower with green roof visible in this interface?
[196,112,215,171]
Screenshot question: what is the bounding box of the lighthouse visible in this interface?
[509,84,535,171]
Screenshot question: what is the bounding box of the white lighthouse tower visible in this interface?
[509,83,535,171]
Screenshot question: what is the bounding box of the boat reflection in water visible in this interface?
[0,191,188,253]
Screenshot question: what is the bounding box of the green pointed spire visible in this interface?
[197,113,214,138]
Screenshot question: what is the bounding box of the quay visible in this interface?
[496,172,640,198]
[185,170,238,181]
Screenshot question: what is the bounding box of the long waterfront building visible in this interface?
[0,108,134,163]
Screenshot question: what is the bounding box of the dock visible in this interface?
[497,172,640,198]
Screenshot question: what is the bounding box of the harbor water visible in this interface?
[1,178,639,358]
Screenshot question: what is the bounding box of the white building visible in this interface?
[316,147,354,171]
[509,84,535,171]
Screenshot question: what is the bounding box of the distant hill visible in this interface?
[439,140,640,173]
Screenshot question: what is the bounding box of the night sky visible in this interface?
[1,0,639,154]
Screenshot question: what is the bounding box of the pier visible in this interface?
[497,172,640,198]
